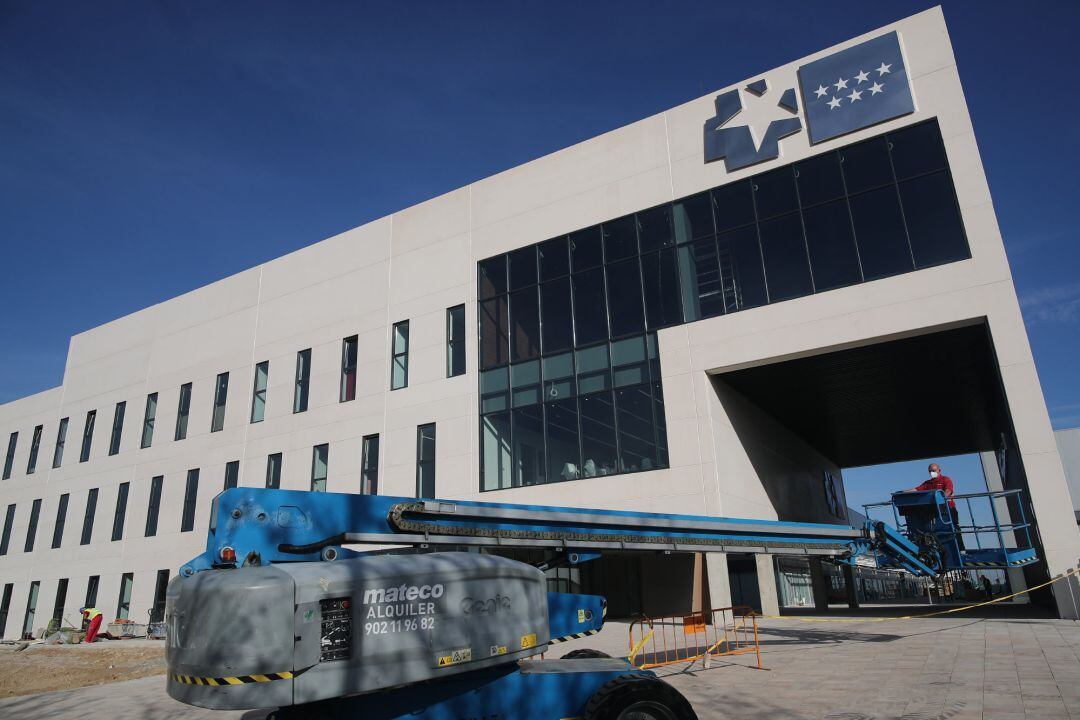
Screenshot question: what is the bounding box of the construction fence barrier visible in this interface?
[628,605,763,671]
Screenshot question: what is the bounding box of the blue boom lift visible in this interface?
[166,486,1038,719]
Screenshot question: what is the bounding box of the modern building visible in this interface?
[1054,428,1080,525]
[2,7,1079,636]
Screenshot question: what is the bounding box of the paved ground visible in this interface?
[1,611,1077,719]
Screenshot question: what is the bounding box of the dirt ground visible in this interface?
[0,639,166,698]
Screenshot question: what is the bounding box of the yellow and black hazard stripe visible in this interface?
[171,667,307,686]
[550,603,607,644]
[965,558,1034,568]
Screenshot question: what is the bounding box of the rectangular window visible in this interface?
[391,321,409,390]
[294,349,311,413]
[79,410,96,462]
[116,573,133,620]
[211,372,229,432]
[0,584,12,639]
[52,494,69,548]
[109,401,126,456]
[145,476,163,537]
[51,578,68,623]
[22,581,39,638]
[266,453,282,489]
[416,423,436,498]
[181,469,199,532]
[111,482,129,541]
[361,434,379,495]
[52,417,68,468]
[446,306,466,378]
[310,444,329,492]
[26,425,42,474]
[80,488,98,545]
[340,336,358,402]
[141,393,157,449]
[510,288,541,362]
[175,383,192,440]
[2,432,16,480]
[24,499,41,552]
[251,361,269,422]
[84,575,99,608]
[0,504,14,555]
[224,460,240,490]
[150,569,169,623]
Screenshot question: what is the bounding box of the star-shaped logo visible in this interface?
[827,96,842,110]
[876,62,892,76]
[847,89,862,103]
[854,69,870,84]
[834,77,848,91]
[814,84,828,98]
[869,82,884,95]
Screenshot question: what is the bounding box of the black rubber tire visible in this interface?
[562,648,612,659]
[584,674,698,720]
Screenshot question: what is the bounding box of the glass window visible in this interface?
[540,277,574,354]
[52,493,69,547]
[341,335,359,400]
[50,578,68,624]
[80,410,96,462]
[480,298,509,370]
[579,393,617,478]
[545,398,580,483]
[251,362,268,423]
[141,393,157,448]
[606,258,645,338]
[602,215,638,261]
[717,225,767,312]
[478,256,507,300]
[181,469,199,532]
[361,435,380,495]
[446,306,466,378]
[539,236,570,280]
[542,352,575,402]
[116,573,133,620]
[803,200,862,291]
[849,186,914,280]
[480,367,510,413]
[311,444,329,492]
[26,425,42,474]
[888,121,948,180]
[637,204,674,252]
[840,136,894,194]
[416,423,436,498]
[508,246,538,291]
[150,569,169,623]
[481,413,512,491]
[641,249,682,329]
[611,336,648,388]
[265,453,282,489]
[616,385,658,472]
[52,418,68,468]
[653,382,668,467]
[512,404,546,487]
[511,359,541,407]
[672,191,715,244]
[211,372,229,432]
[111,483,129,541]
[109,402,125,455]
[570,226,603,271]
[510,287,541,362]
[22,581,39,637]
[712,180,755,233]
[294,349,311,412]
[84,576,99,608]
[144,477,162,537]
[575,344,610,395]
[2,432,15,480]
[753,166,798,220]
[391,321,409,390]
[175,383,192,440]
[223,460,239,490]
[80,488,98,545]
[899,172,969,269]
[795,152,844,207]
[0,504,13,556]
[572,268,608,346]
[24,498,41,552]
[677,236,724,321]
[759,213,813,302]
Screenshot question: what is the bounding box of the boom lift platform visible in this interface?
[167,487,1038,719]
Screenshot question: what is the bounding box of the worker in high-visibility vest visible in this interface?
[80,607,103,643]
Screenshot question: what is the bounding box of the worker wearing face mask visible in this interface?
[906,463,964,549]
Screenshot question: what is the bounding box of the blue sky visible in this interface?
[1,1,1077,506]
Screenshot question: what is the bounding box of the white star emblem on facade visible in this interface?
[855,70,870,83]
[834,77,848,91]
[814,84,829,98]
[847,89,862,102]
[827,96,842,109]
[876,61,892,76]
[869,82,884,95]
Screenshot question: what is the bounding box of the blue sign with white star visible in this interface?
[798,31,914,144]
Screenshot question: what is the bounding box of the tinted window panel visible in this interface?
[889,121,948,180]
[840,136,894,193]
[602,215,638,262]
[712,180,755,233]
[545,398,580,482]
[616,385,658,472]
[605,258,645,338]
[677,236,723,321]
[570,226,603,271]
[717,226,768,312]
[637,205,674,252]
[508,246,537,290]
[850,186,914,280]
[672,192,714,244]
[641,249,683,329]
[611,336,647,388]
[653,382,668,467]
[900,172,969,269]
[480,297,509,369]
[540,277,574,354]
[480,367,510,413]
[481,412,512,491]
[572,268,608,345]
[803,199,862,291]
[579,393,617,478]
[753,167,798,220]
[479,256,506,299]
[759,213,813,302]
[575,344,610,395]
[543,352,575,402]
[796,152,844,207]
[512,405,546,487]
[511,359,541,407]
[510,287,540,362]
[539,236,570,280]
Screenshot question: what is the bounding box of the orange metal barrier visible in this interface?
[628,606,763,670]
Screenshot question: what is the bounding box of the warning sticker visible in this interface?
[577,609,586,623]
[520,633,537,649]
[489,645,507,657]
[436,647,473,667]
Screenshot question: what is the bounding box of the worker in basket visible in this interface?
[80,606,103,643]
[904,462,964,550]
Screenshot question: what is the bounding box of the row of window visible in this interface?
[0,307,467,482]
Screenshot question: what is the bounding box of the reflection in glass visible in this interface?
[510,287,540,362]
[481,412,512,491]
[616,386,657,472]
[541,278,573,353]
[759,213,813,302]
[579,393,617,477]
[545,399,581,482]
[803,200,861,291]
[677,236,723,321]
[850,186,914,280]
[572,268,608,345]
[512,405,545,486]
[605,258,645,338]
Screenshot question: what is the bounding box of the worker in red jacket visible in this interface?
[81,607,103,643]
[907,462,964,549]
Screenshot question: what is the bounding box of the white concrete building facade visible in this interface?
[2,7,1079,636]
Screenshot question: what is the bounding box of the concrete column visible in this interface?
[705,553,731,609]
[808,557,829,611]
[755,554,780,616]
[842,564,860,609]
